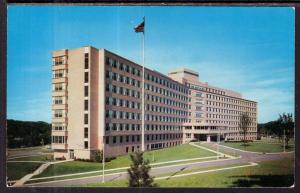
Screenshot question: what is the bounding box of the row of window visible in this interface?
[144,83,188,101]
[206,107,256,117]
[106,56,188,94]
[105,123,183,132]
[105,133,183,144]
[106,57,141,77]
[106,83,187,108]
[145,104,187,116]
[206,101,256,112]
[206,94,256,107]
[106,71,141,87]
[106,84,140,98]
[187,83,226,96]
[145,92,187,108]
[106,71,187,102]
[123,141,182,153]
[53,96,66,105]
[52,69,66,79]
[52,136,67,144]
[106,97,187,116]
[105,110,187,123]
[83,53,89,146]
[144,73,188,94]
[106,97,140,109]
[203,119,257,126]
[52,56,67,66]
[53,110,66,118]
[53,83,67,91]
[206,114,257,121]
[52,123,67,131]
[228,127,257,132]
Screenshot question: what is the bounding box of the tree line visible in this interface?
[7,119,51,148]
[257,113,294,146]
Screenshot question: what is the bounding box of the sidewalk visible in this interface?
[11,159,73,187]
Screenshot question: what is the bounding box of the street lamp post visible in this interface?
[102,137,105,183]
[217,127,220,159]
[283,128,286,153]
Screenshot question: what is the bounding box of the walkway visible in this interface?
[12,159,73,187]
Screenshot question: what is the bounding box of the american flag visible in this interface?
[134,18,145,33]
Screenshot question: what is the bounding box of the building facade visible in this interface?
[168,69,257,143]
[51,46,257,160]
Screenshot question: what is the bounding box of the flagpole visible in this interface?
[141,17,145,152]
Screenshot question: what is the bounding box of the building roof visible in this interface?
[168,68,199,77]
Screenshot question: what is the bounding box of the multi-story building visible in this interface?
[168,69,257,143]
[51,46,257,160]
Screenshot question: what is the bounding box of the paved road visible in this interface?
[26,143,292,187]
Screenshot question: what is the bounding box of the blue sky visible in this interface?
[7,6,294,123]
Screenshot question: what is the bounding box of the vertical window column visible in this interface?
[84,52,89,149]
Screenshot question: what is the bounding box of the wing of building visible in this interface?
[51,46,258,160]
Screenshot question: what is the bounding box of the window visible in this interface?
[84,114,88,124]
[120,136,123,143]
[84,141,88,149]
[106,136,109,144]
[112,98,117,106]
[113,136,117,143]
[84,100,88,110]
[119,87,123,95]
[84,72,89,83]
[84,86,88,97]
[52,136,65,144]
[53,70,65,78]
[112,73,117,80]
[53,56,66,65]
[54,110,63,118]
[84,127,88,138]
[106,71,110,78]
[112,85,117,93]
[126,147,129,153]
[54,83,64,91]
[105,123,110,131]
[105,97,110,105]
[84,53,89,69]
[106,84,110,92]
[53,96,63,105]
[53,123,65,131]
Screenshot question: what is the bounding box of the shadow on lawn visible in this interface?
[229,174,294,187]
[166,166,187,180]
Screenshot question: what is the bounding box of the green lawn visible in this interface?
[9,155,53,162]
[220,141,294,153]
[85,155,294,187]
[7,162,42,181]
[34,144,216,178]
[27,157,220,184]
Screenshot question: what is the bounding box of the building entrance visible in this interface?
[69,150,74,159]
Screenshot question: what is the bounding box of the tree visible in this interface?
[7,119,51,148]
[239,112,252,146]
[127,151,154,187]
[94,150,103,162]
[278,113,294,148]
